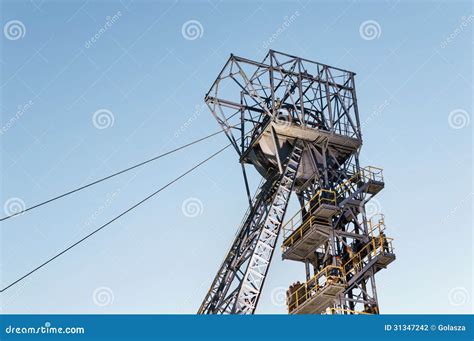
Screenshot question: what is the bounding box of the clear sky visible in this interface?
[0,0,472,314]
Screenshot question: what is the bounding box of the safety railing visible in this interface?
[282,189,336,241]
[323,307,372,315]
[334,121,357,138]
[335,166,384,199]
[360,166,384,183]
[281,215,333,253]
[287,265,345,313]
[342,234,394,278]
[368,214,393,259]
[282,167,383,238]
[368,214,386,237]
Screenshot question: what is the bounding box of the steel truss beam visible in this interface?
[201,50,389,315]
[199,141,304,314]
[297,145,384,314]
[205,50,361,163]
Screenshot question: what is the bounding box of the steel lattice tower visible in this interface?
[199,50,395,315]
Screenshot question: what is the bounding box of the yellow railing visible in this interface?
[368,214,386,237]
[282,189,336,240]
[342,235,394,277]
[324,307,372,315]
[334,171,359,195]
[335,166,384,198]
[285,214,393,314]
[282,216,316,249]
[287,265,345,313]
[286,229,394,313]
[282,167,383,246]
[281,167,384,253]
[283,166,383,227]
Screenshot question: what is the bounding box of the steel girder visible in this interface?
[204,50,361,163]
[198,141,304,314]
[296,143,384,314]
[201,50,389,315]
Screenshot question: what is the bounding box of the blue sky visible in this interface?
[0,0,472,314]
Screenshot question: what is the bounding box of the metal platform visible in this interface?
[289,282,346,314]
[360,167,385,196]
[269,122,361,156]
[375,252,396,269]
[366,180,384,195]
[250,123,361,183]
[282,190,338,262]
[336,166,385,204]
[282,218,331,261]
[344,237,396,287]
[287,266,346,314]
[313,203,339,219]
[343,198,363,207]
